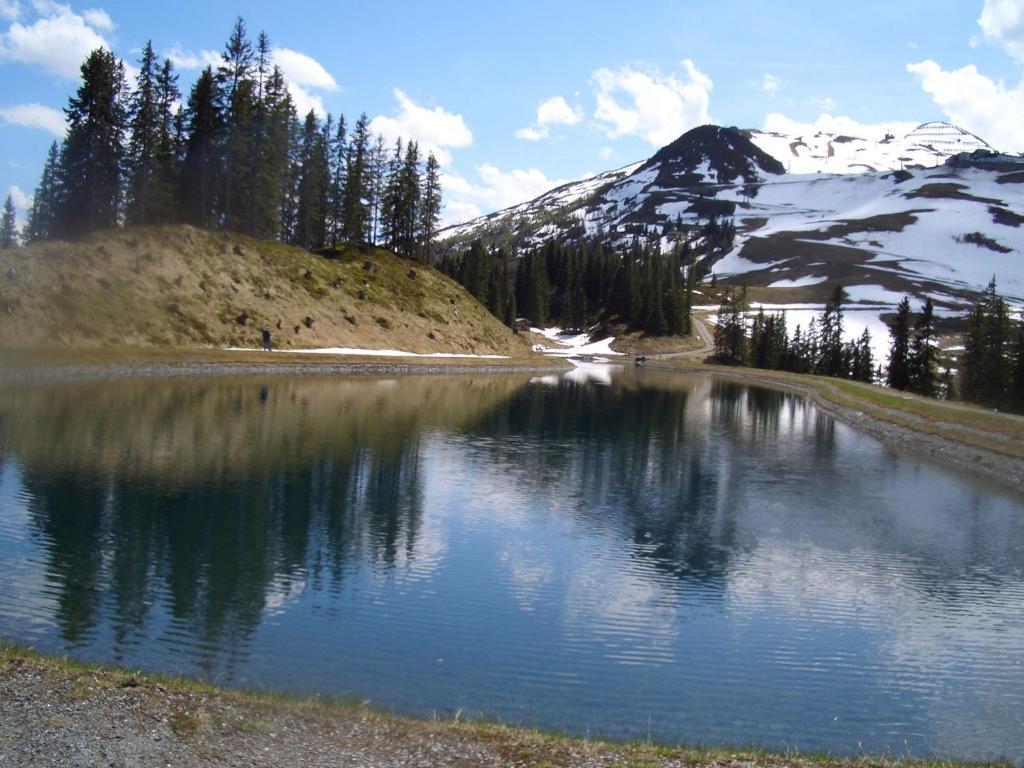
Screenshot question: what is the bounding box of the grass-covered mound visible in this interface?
[0,225,532,356]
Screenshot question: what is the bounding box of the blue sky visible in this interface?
[2,0,1023,226]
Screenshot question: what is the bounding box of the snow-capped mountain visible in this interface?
[748,121,991,175]
[440,122,1024,312]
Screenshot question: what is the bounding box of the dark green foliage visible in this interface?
[26,142,61,243]
[886,297,912,390]
[125,42,180,226]
[341,113,371,244]
[56,47,128,237]
[27,18,442,257]
[962,277,1012,409]
[179,66,222,228]
[293,110,329,249]
[713,286,747,362]
[909,296,937,397]
[1,194,17,248]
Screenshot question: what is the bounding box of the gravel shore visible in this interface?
[1,647,994,768]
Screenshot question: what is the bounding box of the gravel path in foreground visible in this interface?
[2,650,986,768]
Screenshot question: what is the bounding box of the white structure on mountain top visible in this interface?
[902,122,992,154]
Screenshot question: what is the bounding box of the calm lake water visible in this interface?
[1,368,1022,761]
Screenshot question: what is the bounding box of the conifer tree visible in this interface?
[817,285,847,377]
[217,17,257,233]
[418,152,442,261]
[886,296,912,390]
[294,110,329,249]
[0,195,17,248]
[254,66,295,240]
[909,296,937,396]
[341,113,371,243]
[852,328,874,383]
[327,114,346,244]
[180,67,223,228]
[26,142,61,242]
[126,41,176,226]
[57,47,128,237]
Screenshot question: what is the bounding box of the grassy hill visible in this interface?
[0,225,532,356]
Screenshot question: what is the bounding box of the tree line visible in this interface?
[18,18,441,259]
[713,277,1024,414]
[440,237,698,336]
[713,285,875,382]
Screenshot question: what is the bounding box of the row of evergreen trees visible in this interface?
[20,18,442,259]
[713,285,875,382]
[442,238,696,336]
[712,277,1024,414]
[958,278,1024,412]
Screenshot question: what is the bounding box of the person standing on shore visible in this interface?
[262,326,272,352]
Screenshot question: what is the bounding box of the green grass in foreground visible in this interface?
[0,640,1013,768]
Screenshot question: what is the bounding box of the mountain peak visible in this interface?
[639,125,786,186]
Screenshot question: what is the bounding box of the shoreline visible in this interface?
[2,347,1022,493]
[0,347,571,384]
[0,641,1011,768]
[647,360,1024,496]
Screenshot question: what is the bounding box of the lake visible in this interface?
[0,367,1022,762]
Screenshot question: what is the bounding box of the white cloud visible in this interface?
[80,7,111,31]
[813,96,838,112]
[763,112,918,142]
[761,73,781,93]
[162,43,219,71]
[515,95,582,141]
[591,59,712,147]
[370,89,473,166]
[978,0,1024,60]
[599,146,614,160]
[441,200,483,227]
[0,0,20,21]
[0,1,111,78]
[7,184,28,208]
[271,47,338,118]
[908,59,1024,152]
[0,102,65,135]
[441,164,578,226]
[271,47,338,92]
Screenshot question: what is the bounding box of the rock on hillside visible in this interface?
[0,225,530,355]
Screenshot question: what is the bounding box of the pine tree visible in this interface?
[713,286,747,363]
[852,328,874,383]
[0,195,17,248]
[293,110,328,249]
[909,296,937,396]
[217,17,257,233]
[817,285,847,377]
[253,66,295,240]
[26,142,61,242]
[418,152,442,261]
[327,115,347,244]
[154,57,183,222]
[180,67,223,228]
[125,41,170,226]
[962,278,1011,408]
[886,296,912,390]
[56,47,128,237]
[341,113,371,244]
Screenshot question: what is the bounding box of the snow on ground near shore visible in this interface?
[529,327,590,347]
[225,347,509,359]
[535,336,623,358]
[530,326,624,358]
